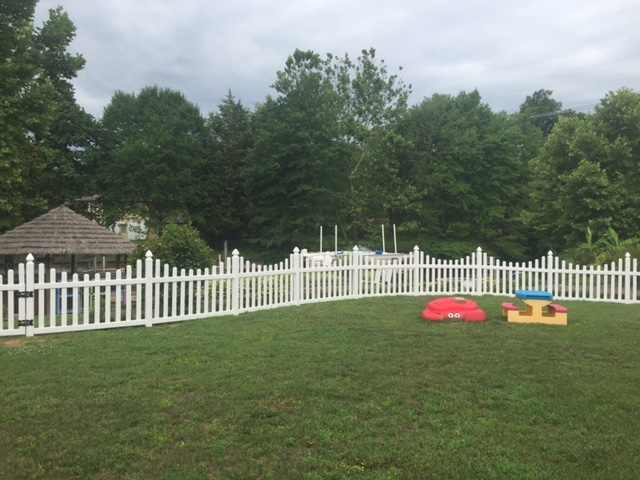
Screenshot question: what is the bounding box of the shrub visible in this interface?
[569,227,640,266]
[129,224,216,271]
[595,244,640,266]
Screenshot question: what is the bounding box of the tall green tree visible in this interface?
[326,48,411,240]
[398,90,529,259]
[242,49,410,251]
[244,50,346,253]
[193,91,253,246]
[0,1,90,232]
[33,7,97,208]
[95,86,207,233]
[526,88,640,253]
[518,89,565,137]
[244,48,410,251]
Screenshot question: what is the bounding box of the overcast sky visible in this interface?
[34,0,640,119]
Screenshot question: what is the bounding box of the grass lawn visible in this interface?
[1,296,639,479]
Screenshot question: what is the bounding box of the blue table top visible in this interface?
[516,290,553,301]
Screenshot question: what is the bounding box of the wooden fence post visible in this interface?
[145,251,153,327]
[412,246,421,295]
[546,251,555,294]
[633,256,639,303]
[25,254,35,337]
[624,252,631,304]
[231,249,240,314]
[292,247,301,305]
[474,247,483,295]
[351,246,361,299]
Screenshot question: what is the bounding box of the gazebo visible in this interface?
[0,205,136,275]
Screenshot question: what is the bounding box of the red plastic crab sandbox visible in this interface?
[422,297,487,322]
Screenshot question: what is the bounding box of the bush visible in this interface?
[130,224,216,271]
[568,227,640,266]
[595,244,640,266]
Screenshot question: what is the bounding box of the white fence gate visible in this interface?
[1,247,638,337]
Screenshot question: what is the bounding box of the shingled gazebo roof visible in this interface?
[0,205,135,256]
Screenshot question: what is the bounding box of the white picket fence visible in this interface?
[1,246,638,337]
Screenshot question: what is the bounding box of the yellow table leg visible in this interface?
[508,300,563,325]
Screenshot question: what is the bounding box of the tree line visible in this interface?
[3,1,640,263]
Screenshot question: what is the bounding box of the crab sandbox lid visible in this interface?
[422,297,487,322]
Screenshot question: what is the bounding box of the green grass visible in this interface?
[1,296,639,479]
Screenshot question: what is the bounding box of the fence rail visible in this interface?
[1,247,638,337]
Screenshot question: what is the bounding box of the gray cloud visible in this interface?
[35,0,640,118]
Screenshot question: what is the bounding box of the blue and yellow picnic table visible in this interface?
[502,290,567,325]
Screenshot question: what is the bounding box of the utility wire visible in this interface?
[529,103,599,119]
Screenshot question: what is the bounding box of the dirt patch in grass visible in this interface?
[2,338,30,348]
[1,337,62,348]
